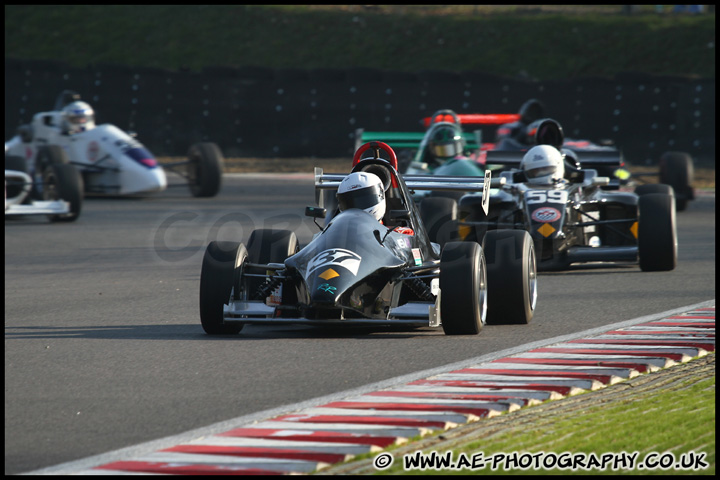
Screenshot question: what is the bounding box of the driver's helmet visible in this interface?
[337,171,386,221]
[518,99,545,125]
[520,145,565,185]
[428,125,464,161]
[62,101,95,134]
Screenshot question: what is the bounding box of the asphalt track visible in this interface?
[4,172,716,475]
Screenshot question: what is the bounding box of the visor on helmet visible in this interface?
[432,142,461,159]
[67,114,89,125]
[525,165,558,179]
[337,183,385,212]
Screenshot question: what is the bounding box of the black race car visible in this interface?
[424,120,678,272]
[199,142,538,335]
[492,99,695,211]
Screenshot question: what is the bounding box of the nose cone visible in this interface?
[120,162,167,195]
[309,276,343,305]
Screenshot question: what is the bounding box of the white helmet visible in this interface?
[337,172,386,221]
[520,145,565,185]
[62,101,95,134]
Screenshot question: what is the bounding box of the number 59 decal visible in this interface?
[526,190,567,204]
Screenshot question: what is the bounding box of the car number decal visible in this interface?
[531,207,562,223]
[526,190,567,204]
[308,248,362,276]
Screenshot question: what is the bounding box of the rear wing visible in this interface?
[315,168,504,192]
[355,111,521,152]
[354,128,482,153]
[485,149,624,168]
[421,113,520,128]
[314,167,503,215]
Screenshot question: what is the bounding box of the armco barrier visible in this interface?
[4,59,714,163]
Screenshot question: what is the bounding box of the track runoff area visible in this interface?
[24,300,714,475]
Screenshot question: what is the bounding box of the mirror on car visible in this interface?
[305,206,326,218]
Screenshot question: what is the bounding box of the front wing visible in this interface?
[5,200,71,216]
[221,299,439,328]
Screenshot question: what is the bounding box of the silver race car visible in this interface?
[425,120,678,272]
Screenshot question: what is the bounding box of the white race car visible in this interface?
[5,90,224,198]
[5,147,83,222]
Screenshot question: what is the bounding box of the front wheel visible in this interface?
[188,142,224,198]
[638,193,677,272]
[43,163,83,222]
[482,229,537,325]
[199,241,245,334]
[439,241,487,335]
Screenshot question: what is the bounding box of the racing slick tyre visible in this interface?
[34,145,71,199]
[246,229,299,313]
[634,183,674,197]
[659,151,694,211]
[43,163,83,222]
[188,142,224,198]
[4,155,28,200]
[419,197,458,246]
[482,229,537,325]
[200,241,245,334]
[638,193,677,272]
[439,241,487,335]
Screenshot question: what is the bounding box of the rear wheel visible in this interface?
[439,241,486,335]
[659,151,693,211]
[482,229,537,325]
[43,163,83,222]
[188,142,224,197]
[419,196,458,246]
[638,193,677,272]
[200,241,245,334]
